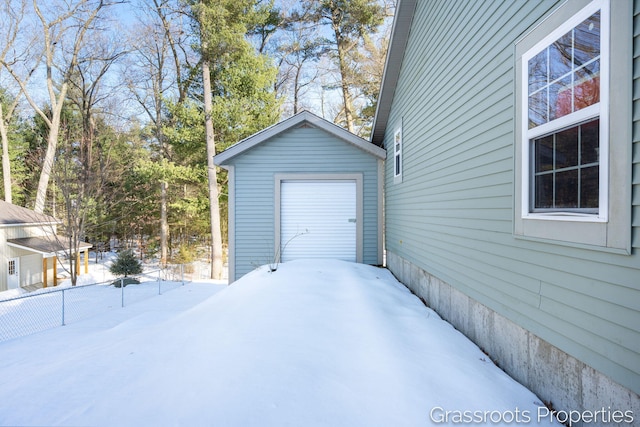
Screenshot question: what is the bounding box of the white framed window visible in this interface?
[514,0,631,252]
[522,0,607,220]
[393,125,402,182]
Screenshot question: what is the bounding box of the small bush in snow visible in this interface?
[109,249,143,278]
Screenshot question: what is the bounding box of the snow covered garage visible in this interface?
[214,111,386,282]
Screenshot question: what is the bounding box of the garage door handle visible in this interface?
[348,218,356,223]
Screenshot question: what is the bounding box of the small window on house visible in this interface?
[394,127,402,181]
[8,260,16,276]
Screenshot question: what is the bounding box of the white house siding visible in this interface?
[229,125,381,281]
[383,0,639,417]
[0,229,8,291]
[20,253,42,287]
[0,224,56,291]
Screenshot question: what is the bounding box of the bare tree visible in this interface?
[276,23,326,115]
[0,0,119,213]
[125,0,192,266]
[56,27,128,285]
[0,0,32,204]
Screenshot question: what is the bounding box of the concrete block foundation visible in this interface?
[386,251,640,427]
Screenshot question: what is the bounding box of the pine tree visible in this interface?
[109,249,143,278]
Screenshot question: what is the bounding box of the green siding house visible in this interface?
[372,0,639,420]
[215,111,385,283]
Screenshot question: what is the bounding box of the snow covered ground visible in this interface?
[0,259,560,426]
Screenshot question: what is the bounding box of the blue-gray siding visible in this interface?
[229,126,381,280]
[384,0,639,394]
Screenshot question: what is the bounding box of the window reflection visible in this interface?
[549,32,572,81]
[527,11,600,129]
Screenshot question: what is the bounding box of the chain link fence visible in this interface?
[0,263,202,343]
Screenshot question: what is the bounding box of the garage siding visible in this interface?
[231,125,381,280]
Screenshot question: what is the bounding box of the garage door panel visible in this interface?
[280,180,356,262]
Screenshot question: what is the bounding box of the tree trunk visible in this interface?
[0,104,12,204]
[160,181,169,265]
[202,58,224,280]
[34,112,62,213]
[335,41,355,133]
[293,65,301,115]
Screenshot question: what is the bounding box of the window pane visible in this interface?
[549,76,573,120]
[535,174,554,208]
[555,169,579,208]
[527,10,600,130]
[580,166,599,208]
[531,120,599,212]
[574,62,600,111]
[549,32,572,81]
[534,136,554,172]
[581,119,599,164]
[528,89,548,129]
[528,49,548,94]
[555,126,578,169]
[574,11,600,68]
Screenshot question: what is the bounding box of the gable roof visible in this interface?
[214,110,386,165]
[0,200,59,227]
[370,0,418,147]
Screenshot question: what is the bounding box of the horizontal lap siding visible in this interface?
[634,0,640,253]
[232,126,380,279]
[385,0,640,394]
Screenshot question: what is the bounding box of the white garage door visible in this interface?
[280,180,356,262]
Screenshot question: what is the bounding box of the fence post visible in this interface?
[121,277,124,308]
[61,289,66,326]
[181,264,184,285]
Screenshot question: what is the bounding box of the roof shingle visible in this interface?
[0,200,59,226]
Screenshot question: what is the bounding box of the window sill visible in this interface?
[522,212,606,222]
[515,215,630,255]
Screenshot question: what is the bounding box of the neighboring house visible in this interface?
[215,111,386,283]
[0,200,91,292]
[372,0,638,419]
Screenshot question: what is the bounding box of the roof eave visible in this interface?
[0,221,60,228]
[6,241,58,257]
[6,238,92,257]
[371,0,418,147]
